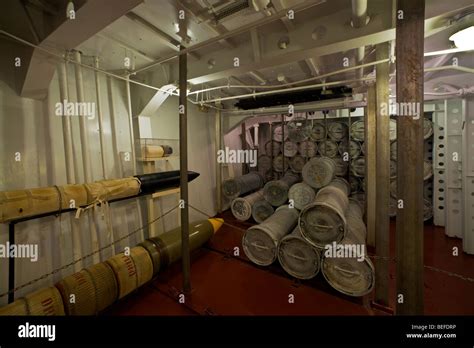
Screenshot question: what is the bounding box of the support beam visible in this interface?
[97,33,155,63]
[269,0,295,31]
[176,0,235,49]
[19,0,143,99]
[395,0,425,315]
[241,122,248,175]
[133,0,326,75]
[125,12,201,61]
[179,46,191,294]
[248,71,267,85]
[305,58,320,77]
[215,110,222,212]
[374,42,390,307]
[365,84,376,248]
[250,28,261,62]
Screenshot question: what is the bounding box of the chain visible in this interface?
[0,204,180,299]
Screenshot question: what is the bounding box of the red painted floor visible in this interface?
[106,211,474,316]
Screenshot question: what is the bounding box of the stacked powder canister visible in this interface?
[241,154,375,297]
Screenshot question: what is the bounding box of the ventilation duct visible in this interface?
[235,86,353,110]
[214,0,250,22]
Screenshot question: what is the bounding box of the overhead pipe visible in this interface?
[201,77,374,104]
[351,0,370,80]
[8,28,473,110]
[351,0,369,28]
[196,62,473,105]
[222,97,366,116]
[2,29,473,105]
[188,59,390,95]
[5,29,472,115]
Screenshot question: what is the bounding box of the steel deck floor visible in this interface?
[106,210,474,316]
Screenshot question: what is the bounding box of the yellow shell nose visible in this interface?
[208,218,224,233]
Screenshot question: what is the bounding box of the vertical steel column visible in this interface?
[270,122,274,179]
[179,46,191,294]
[8,223,15,303]
[281,115,285,178]
[215,110,222,212]
[347,108,352,183]
[323,110,328,157]
[241,122,248,175]
[375,42,390,307]
[396,0,425,315]
[365,85,377,248]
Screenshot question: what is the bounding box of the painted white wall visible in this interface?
[147,96,217,232]
[0,53,143,305]
[0,53,220,305]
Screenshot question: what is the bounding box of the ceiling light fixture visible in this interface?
[449,26,474,49]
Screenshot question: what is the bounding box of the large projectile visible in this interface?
[145,218,224,269]
[0,170,199,223]
[0,218,224,316]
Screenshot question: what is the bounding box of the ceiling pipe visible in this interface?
[222,96,366,116]
[351,0,369,28]
[201,77,374,104]
[351,0,370,80]
[188,58,390,95]
[196,62,474,104]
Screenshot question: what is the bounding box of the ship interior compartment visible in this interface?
[0,0,473,318]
